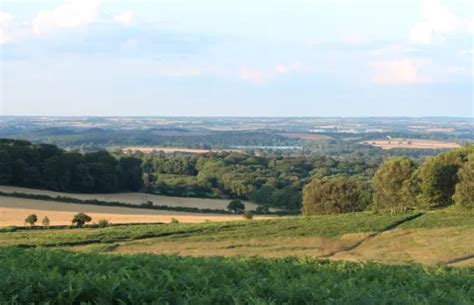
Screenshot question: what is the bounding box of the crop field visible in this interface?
[0,186,261,211]
[0,196,271,227]
[361,138,461,150]
[1,247,472,305]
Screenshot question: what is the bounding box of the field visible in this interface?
[1,209,472,266]
[1,208,473,304]
[1,247,472,305]
[120,146,241,154]
[362,138,461,150]
[0,186,261,211]
[0,196,272,226]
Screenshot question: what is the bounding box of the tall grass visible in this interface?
[0,247,472,305]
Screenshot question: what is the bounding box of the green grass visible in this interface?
[399,208,474,229]
[0,247,472,305]
[0,212,419,247]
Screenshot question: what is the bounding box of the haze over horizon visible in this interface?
[1,0,473,117]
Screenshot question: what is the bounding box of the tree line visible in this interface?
[302,146,474,214]
[0,139,143,193]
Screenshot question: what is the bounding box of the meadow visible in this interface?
[1,208,472,266]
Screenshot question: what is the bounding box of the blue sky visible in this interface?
[0,0,472,116]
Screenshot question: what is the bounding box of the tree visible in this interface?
[453,154,474,209]
[227,199,245,213]
[302,176,365,215]
[418,152,463,208]
[372,157,417,213]
[25,214,38,226]
[42,216,50,227]
[72,213,92,227]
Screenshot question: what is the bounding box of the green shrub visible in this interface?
[227,199,245,213]
[302,176,365,215]
[72,213,92,227]
[372,157,417,213]
[24,214,38,226]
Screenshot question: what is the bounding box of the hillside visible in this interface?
[2,208,472,266]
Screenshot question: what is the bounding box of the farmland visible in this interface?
[362,138,461,150]
[1,208,473,266]
[0,196,270,226]
[0,186,261,211]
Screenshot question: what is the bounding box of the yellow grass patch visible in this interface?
[0,196,271,227]
[0,186,264,211]
[361,139,460,150]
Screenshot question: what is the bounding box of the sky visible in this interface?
[0,0,473,117]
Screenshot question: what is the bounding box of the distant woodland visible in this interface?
[1,139,472,212]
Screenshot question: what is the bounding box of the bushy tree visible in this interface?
[372,157,417,213]
[72,213,92,227]
[227,199,245,213]
[41,216,50,227]
[302,176,365,215]
[24,214,38,226]
[453,154,474,209]
[417,152,463,207]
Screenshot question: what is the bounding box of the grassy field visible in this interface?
[0,186,261,211]
[1,247,472,305]
[1,209,472,304]
[1,209,473,266]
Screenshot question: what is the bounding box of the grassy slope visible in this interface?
[0,247,472,305]
[0,212,416,247]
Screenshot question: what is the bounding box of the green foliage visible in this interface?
[72,213,92,227]
[170,218,180,224]
[372,157,417,213]
[24,214,38,226]
[41,216,50,227]
[227,199,245,213]
[0,139,142,193]
[418,150,466,207]
[453,154,474,209]
[0,247,472,305]
[302,176,366,215]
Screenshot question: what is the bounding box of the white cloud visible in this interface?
[410,22,433,44]
[447,66,466,73]
[114,11,133,26]
[343,34,369,45]
[368,44,418,57]
[409,0,463,44]
[240,66,266,83]
[371,58,432,84]
[0,11,13,44]
[274,62,302,74]
[32,0,101,35]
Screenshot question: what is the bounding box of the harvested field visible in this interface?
[120,146,241,154]
[361,138,461,150]
[0,186,264,211]
[0,196,271,227]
